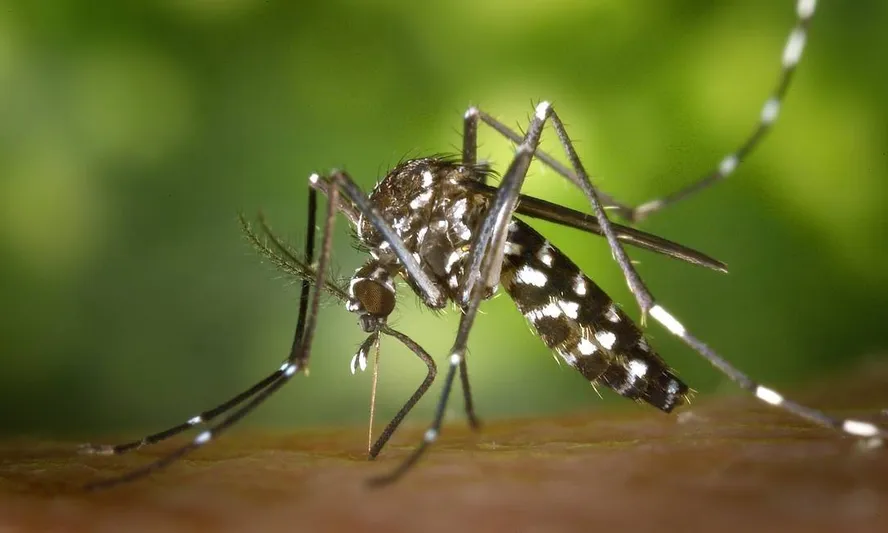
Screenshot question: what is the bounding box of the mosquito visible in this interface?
[82,0,882,490]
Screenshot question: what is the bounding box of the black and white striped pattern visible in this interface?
[501,219,687,412]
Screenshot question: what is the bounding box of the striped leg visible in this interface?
[471,0,818,223]
[83,176,339,490]
[648,304,882,440]
[629,0,818,221]
[78,370,283,457]
[79,186,322,462]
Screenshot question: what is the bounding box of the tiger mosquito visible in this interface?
[83,0,884,490]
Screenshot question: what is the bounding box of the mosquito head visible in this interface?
[353,279,396,333]
[347,260,397,332]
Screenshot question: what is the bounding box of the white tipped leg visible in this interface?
[782,28,807,67]
[194,430,212,445]
[843,419,880,438]
[760,98,780,125]
[649,305,687,337]
[718,154,738,177]
[755,386,784,406]
[78,444,116,456]
[797,0,816,20]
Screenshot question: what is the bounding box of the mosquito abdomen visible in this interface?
[500,218,688,412]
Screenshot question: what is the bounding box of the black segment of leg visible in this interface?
[476,101,655,317]
[677,327,885,438]
[289,187,318,364]
[462,106,478,168]
[459,359,481,431]
[98,370,283,455]
[459,106,484,431]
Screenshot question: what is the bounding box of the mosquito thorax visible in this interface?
[356,157,491,307]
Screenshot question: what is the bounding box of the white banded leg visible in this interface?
[80,185,325,461]
[84,175,339,491]
[469,0,818,224]
[78,369,282,456]
[647,304,883,441]
[630,0,817,221]
[84,362,303,490]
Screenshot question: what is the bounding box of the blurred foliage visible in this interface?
[1,0,887,438]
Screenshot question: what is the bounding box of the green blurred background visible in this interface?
[2,0,887,439]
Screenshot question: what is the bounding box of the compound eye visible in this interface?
[353,278,395,317]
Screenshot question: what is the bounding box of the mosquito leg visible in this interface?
[544,105,655,318]
[474,0,817,223]
[647,305,885,441]
[81,187,321,460]
[368,327,438,460]
[83,367,295,490]
[79,371,282,457]
[459,106,486,431]
[630,0,816,221]
[84,178,336,490]
[463,106,478,168]
[459,359,481,430]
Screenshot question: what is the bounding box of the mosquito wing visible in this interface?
[465,181,727,273]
